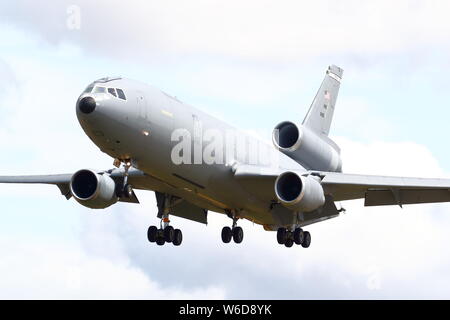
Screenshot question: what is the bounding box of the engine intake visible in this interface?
[70,169,118,209]
[275,171,325,212]
[273,121,342,172]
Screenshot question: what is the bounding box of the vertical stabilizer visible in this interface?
[302,65,343,136]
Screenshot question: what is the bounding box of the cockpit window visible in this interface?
[93,86,106,93]
[116,88,126,100]
[108,88,117,97]
[84,85,94,93]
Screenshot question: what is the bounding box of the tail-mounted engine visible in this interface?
[70,169,118,209]
[272,121,342,172]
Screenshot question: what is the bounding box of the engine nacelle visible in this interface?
[70,169,118,209]
[274,171,325,212]
[272,121,342,172]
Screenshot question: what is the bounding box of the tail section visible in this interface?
[302,65,343,136]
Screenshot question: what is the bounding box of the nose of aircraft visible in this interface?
[78,96,96,114]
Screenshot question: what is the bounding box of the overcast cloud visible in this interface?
[2,1,450,64]
[1,1,450,299]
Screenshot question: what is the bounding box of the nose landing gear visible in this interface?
[113,158,134,199]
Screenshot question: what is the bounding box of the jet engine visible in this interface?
[274,171,325,212]
[70,169,118,209]
[272,121,342,172]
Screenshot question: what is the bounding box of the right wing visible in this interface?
[0,168,146,203]
[0,174,74,199]
[0,168,211,224]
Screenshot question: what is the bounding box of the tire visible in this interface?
[147,226,157,243]
[285,238,294,248]
[173,229,183,246]
[164,226,175,242]
[233,226,244,244]
[301,231,311,248]
[156,237,165,246]
[293,228,304,245]
[221,226,232,243]
[277,228,287,244]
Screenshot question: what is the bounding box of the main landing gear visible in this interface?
[147,192,183,246]
[221,214,244,244]
[113,161,182,247]
[277,227,311,248]
[147,221,183,246]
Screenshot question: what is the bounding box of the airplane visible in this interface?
[2,65,450,248]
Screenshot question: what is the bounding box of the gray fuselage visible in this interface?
[76,77,304,226]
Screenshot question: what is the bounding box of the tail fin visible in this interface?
[302,65,343,136]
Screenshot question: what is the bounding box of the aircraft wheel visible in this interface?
[173,229,183,246]
[285,238,294,248]
[233,226,244,244]
[293,228,304,245]
[164,226,174,242]
[147,226,158,243]
[301,231,311,248]
[221,226,232,243]
[156,235,165,246]
[277,228,287,244]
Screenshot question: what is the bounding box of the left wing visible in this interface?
[234,164,450,207]
[316,171,450,207]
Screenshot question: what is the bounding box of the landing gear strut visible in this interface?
[147,192,183,246]
[277,227,311,248]
[122,161,133,198]
[114,159,134,199]
[222,213,244,244]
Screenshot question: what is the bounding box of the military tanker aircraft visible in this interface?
[2,65,450,248]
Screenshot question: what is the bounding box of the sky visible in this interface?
[1,1,450,299]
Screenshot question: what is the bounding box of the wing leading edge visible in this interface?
[317,171,450,207]
[0,174,74,199]
[0,169,143,203]
[233,164,450,207]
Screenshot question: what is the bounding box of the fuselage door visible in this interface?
[136,90,147,120]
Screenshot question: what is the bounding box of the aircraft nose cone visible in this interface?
[78,96,96,114]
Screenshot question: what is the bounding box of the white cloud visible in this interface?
[67,136,450,299]
[2,6,450,299]
[0,42,111,177]
[336,137,446,177]
[2,84,450,298]
[0,237,225,299]
[2,1,450,64]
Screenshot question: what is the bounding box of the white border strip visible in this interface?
[328,71,341,83]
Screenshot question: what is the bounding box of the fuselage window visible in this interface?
[108,88,117,97]
[94,86,106,93]
[116,88,126,100]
